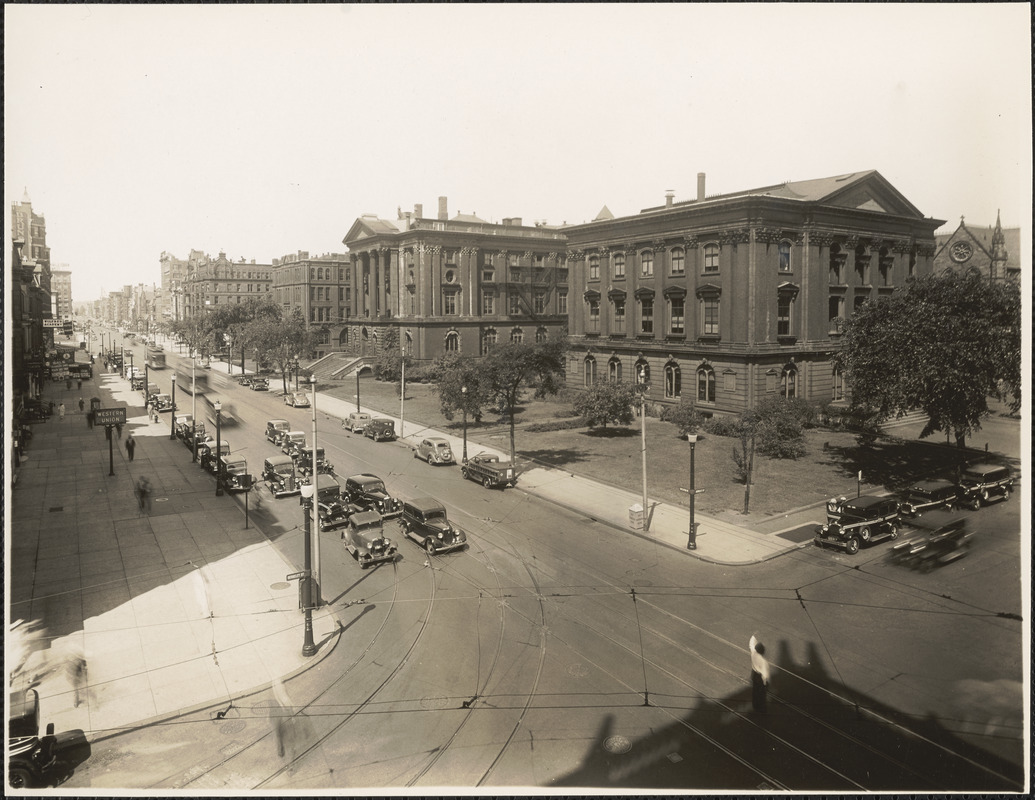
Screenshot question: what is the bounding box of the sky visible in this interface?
[5,3,1031,302]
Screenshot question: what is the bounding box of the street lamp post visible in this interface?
[355,367,361,413]
[461,385,469,464]
[687,433,698,550]
[299,481,318,657]
[638,366,650,532]
[169,374,177,439]
[191,358,198,463]
[214,400,223,496]
[309,375,321,605]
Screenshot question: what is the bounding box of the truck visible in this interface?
[460,452,517,489]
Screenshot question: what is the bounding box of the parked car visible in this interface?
[414,437,455,466]
[309,473,351,532]
[237,375,253,388]
[344,473,402,518]
[342,412,371,433]
[814,495,901,554]
[8,687,57,789]
[218,455,251,493]
[342,510,398,569]
[956,463,1013,510]
[461,452,517,489]
[296,447,334,478]
[130,375,145,390]
[250,377,269,391]
[186,424,208,451]
[174,414,195,440]
[281,431,306,457]
[400,497,467,555]
[146,382,160,403]
[364,418,396,442]
[285,391,310,408]
[200,440,231,474]
[897,479,959,518]
[155,393,175,412]
[265,419,291,445]
[263,454,300,498]
[886,510,974,572]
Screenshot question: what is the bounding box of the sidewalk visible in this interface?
[10,370,339,740]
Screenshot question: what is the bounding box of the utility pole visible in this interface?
[310,375,321,605]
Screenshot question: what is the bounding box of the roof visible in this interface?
[406,496,446,511]
[452,211,488,223]
[844,495,890,509]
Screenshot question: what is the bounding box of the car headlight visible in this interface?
[821,525,829,534]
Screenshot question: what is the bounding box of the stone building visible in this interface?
[181,250,272,318]
[563,171,944,416]
[50,266,73,320]
[341,197,569,362]
[270,251,351,358]
[932,212,1020,282]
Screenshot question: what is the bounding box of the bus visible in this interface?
[174,368,208,396]
[146,348,166,369]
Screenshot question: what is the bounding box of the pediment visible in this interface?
[817,172,924,218]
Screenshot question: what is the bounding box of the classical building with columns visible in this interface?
[564,171,945,416]
[341,197,570,361]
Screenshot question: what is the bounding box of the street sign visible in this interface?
[94,407,127,426]
[286,570,310,581]
[43,319,64,328]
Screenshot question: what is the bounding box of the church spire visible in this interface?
[990,208,1007,281]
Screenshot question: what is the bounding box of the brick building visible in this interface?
[270,251,351,358]
[563,171,944,416]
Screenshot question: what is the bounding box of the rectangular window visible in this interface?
[509,292,521,314]
[670,297,685,334]
[533,291,546,314]
[589,257,600,281]
[443,292,457,315]
[828,295,843,330]
[558,291,568,315]
[588,300,600,332]
[483,292,495,315]
[483,270,495,282]
[777,296,791,336]
[641,252,653,277]
[533,254,544,268]
[640,298,654,334]
[779,243,791,272]
[702,298,719,335]
[613,299,625,333]
[614,253,626,279]
[671,249,685,275]
[704,245,719,273]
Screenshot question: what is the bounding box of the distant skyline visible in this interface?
[5,3,1031,301]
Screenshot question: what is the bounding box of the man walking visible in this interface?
[78,397,85,414]
[125,432,136,461]
[749,634,770,713]
[136,476,152,514]
[58,402,66,420]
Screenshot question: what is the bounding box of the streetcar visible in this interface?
[146,347,166,369]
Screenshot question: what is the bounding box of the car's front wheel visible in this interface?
[859,525,871,541]
[425,540,435,555]
[8,764,35,790]
[483,477,492,488]
[845,537,860,555]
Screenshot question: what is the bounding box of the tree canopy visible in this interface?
[434,352,490,424]
[835,269,1021,447]
[573,381,639,429]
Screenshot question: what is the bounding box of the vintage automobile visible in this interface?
[265,419,291,445]
[814,495,901,554]
[342,510,398,568]
[130,375,145,390]
[400,497,467,555]
[8,687,57,789]
[886,510,974,572]
[263,454,300,498]
[344,473,403,518]
[185,424,208,452]
[250,377,269,391]
[199,439,231,474]
[285,391,310,408]
[414,436,455,466]
[236,375,253,387]
[217,455,251,493]
[174,414,193,439]
[296,446,334,478]
[364,418,396,442]
[461,452,517,489]
[281,431,306,457]
[956,463,1013,510]
[342,412,371,433]
[146,382,160,403]
[309,473,351,532]
[155,393,175,412]
[897,478,959,518]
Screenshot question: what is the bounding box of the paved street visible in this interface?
[10,332,1025,791]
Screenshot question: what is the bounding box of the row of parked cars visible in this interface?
[813,462,1014,569]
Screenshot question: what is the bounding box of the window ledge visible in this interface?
[697,334,721,342]
[636,333,655,339]
[609,332,627,338]
[666,334,687,341]
[777,335,797,345]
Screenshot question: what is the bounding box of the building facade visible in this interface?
[270,251,351,357]
[932,212,1020,282]
[563,171,944,416]
[341,197,570,362]
[182,250,272,318]
[159,251,189,321]
[50,266,73,319]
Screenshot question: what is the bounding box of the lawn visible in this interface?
[320,375,991,525]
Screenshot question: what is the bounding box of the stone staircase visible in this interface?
[306,352,372,382]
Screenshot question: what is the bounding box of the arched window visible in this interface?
[536,326,548,343]
[588,255,600,281]
[482,327,498,354]
[704,243,719,273]
[779,241,792,272]
[584,355,597,387]
[338,328,350,347]
[445,331,459,352]
[697,364,715,402]
[670,247,685,275]
[510,327,523,344]
[317,267,324,280]
[781,364,797,398]
[665,362,681,398]
[613,252,626,279]
[641,250,654,277]
[608,357,622,383]
[635,359,650,386]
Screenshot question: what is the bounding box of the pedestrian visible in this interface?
[77,379,82,390]
[65,653,88,708]
[115,422,122,439]
[58,402,66,420]
[78,397,85,413]
[86,410,94,429]
[749,634,770,713]
[125,433,136,461]
[136,476,152,514]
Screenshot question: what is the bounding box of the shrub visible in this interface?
[572,382,638,429]
[524,419,586,433]
[659,397,703,437]
[702,416,746,438]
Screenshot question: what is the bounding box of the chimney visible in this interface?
[512,218,522,227]
[414,203,423,218]
[697,173,706,201]
[665,189,675,207]
[438,196,448,220]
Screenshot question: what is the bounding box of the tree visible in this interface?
[836,269,1021,447]
[482,339,568,464]
[660,396,704,437]
[573,381,638,429]
[210,298,280,373]
[434,353,489,424]
[248,308,316,394]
